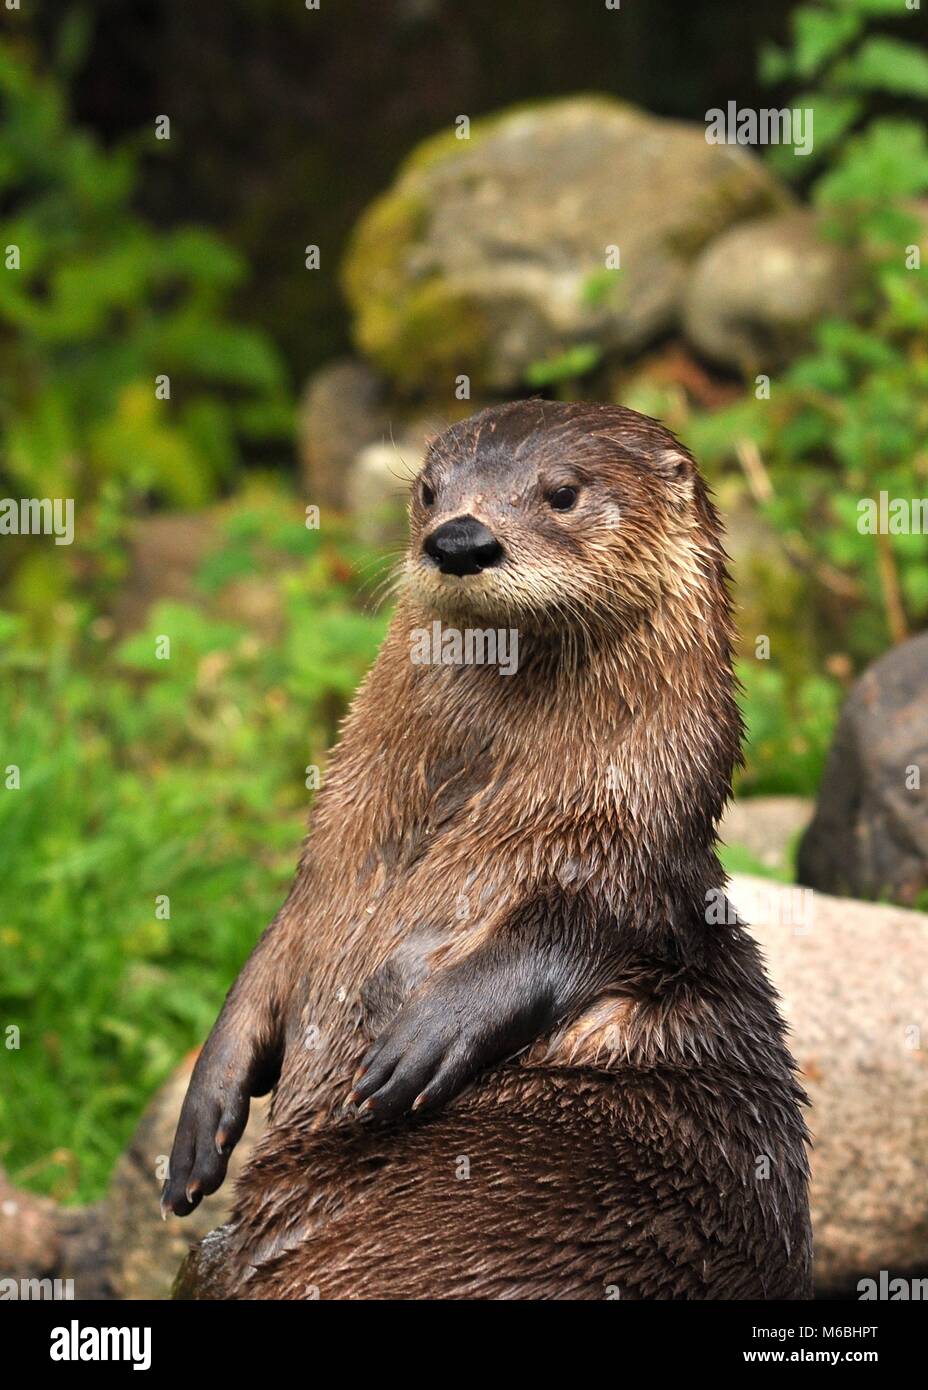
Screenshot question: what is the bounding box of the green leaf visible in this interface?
[804,93,862,156]
[834,36,928,98]
[0,610,26,645]
[683,400,771,468]
[523,343,602,387]
[155,227,244,290]
[902,563,928,615]
[149,314,286,390]
[581,268,623,308]
[824,0,924,14]
[816,119,928,206]
[764,94,862,177]
[792,5,863,78]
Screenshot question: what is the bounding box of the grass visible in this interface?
[0,493,389,1202]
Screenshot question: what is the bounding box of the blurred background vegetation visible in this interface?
[1,0,926,1201]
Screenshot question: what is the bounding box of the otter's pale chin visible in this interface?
[404,559,512,624]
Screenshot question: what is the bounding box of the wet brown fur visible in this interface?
[171,401,812,1300]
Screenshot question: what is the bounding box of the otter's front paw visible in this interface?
[161,1054,251,1218]
[348,992,479,1121]
[348,957,555,1123]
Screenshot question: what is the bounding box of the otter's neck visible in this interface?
[573,598,739,891]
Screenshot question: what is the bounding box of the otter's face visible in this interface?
[404,402,705,634]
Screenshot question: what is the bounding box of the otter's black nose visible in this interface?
[423,515,504,576]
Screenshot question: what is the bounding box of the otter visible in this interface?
[164,400,812,1300]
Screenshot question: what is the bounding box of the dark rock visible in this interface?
[0,1168,62,1280]
[798,633,928,907]
[0,1168,111,1301]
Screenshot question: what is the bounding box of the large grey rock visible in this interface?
[683,210,856,371]
[342,96,790,390]
[798,633,928,907]
[731,874,928,1294]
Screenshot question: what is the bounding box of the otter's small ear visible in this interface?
[651,449,695,506]
[652,448,691,481]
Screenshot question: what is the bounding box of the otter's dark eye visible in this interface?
[421,482,436,508]
[548,486,578,512]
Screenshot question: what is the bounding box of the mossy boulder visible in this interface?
[341,96,791,391]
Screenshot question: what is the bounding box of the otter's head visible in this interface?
[405,400,723,639]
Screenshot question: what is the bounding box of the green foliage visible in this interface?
[735,661,844,797]
[717,841,792,885]
[832,36,928,99]
[793,6,863,80]
[524,342,603,388]
[581,267,624,309]
[693,3,928,683]
[0,30,292,618]
[0,496,388,1201]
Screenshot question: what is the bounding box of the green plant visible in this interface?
[0,21,292,620]
[524,342,603,389]
[0,493,388,1201]
[688,1,928,673]
[734,659,844,798]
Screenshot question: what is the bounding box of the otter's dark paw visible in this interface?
[348,995,480,1122]
[348,959,555,1123]
[161,1061,251,1218]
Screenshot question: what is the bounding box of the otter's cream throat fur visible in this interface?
[165,400,812,1301]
